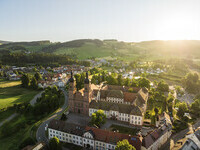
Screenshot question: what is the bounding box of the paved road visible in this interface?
[30,91,44,106]
[36,89,68,144]
[0,113,17,127]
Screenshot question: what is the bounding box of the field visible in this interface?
[0,79,38,122]
[0,115,33,150]
[0,79,38,109]
[54,43,115,60]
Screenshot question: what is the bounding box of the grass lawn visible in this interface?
[0,79,39,110]
[0,109,15,122]
[110,124,140,136]
[0,115,34,150]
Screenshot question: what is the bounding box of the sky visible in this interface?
[1,0,200,42]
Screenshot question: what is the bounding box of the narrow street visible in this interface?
[36,89,68,144]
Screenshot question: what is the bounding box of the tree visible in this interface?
[190,99,200,117]
[91,75,97,84]
[157,80,169,92]
[131,79,138,87]
[117,74,123,86]
[91,110,106,127]
[182,73,200,94]
[115,139,136,150]
[138,77,150,89]
[102,71,106,81]
[21,74,30,88]
[124,78,131,87]
[177,102,188,119]
[49,137,62,150]
[107,74,117,85]
[34,72,42,81]
[18,137,35,149]
[30,77,38,89]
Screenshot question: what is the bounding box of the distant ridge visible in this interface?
[0,39,200,60]
[0,40,12,45]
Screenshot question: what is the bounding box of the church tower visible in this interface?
[83,72,91,115]
[68,71,75,112]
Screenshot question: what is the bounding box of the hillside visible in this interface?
[0,39,200,61]
[0,40,12,45]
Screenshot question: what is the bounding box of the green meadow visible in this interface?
[0,79,38,110]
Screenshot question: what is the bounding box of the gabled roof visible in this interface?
[85,126,142,150]
[89,101,143,116]
[124,92,137,103]
[107,90,124,98]
[49,120,142,150]
[142,124,171,149]
[48,120,85,136]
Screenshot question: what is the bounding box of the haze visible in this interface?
[0,0,200,42]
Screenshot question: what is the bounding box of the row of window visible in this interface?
[49,130,116,150]
[131,121,141,125]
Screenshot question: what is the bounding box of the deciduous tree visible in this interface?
[115,139,136,150]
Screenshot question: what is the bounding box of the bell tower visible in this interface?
[83,72,91,115]
[68,71,75,112]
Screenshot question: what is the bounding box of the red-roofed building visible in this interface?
[48,119,142,150]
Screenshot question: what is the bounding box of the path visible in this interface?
[0,113,17,127]
[0,91,42,128]
[30,91,44,106]
[36,89,68,144]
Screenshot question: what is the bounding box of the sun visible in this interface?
[155,12,197,40]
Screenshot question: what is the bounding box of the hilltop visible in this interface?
[0,39,200,61]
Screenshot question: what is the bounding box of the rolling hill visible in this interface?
[0,39,200,61]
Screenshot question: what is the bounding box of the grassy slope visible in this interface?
[0,80,38,109]
[1,40,200,61]
[0,115,30,150]
[54,42,115,60]
[24,43,52,52]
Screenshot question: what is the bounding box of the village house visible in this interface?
[142,112,172,150]
[48,119,142,150]
[180,128,200,150]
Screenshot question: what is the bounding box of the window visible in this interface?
[139,117,140,120]
[135,117,137,119]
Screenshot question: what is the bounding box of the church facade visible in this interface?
[68,71,148,125]
[68,71,92,115]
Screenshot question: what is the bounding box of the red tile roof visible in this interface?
[124,92,137,103]
[85,126,141,150]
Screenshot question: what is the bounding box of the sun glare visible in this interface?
[155,12,197,40]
